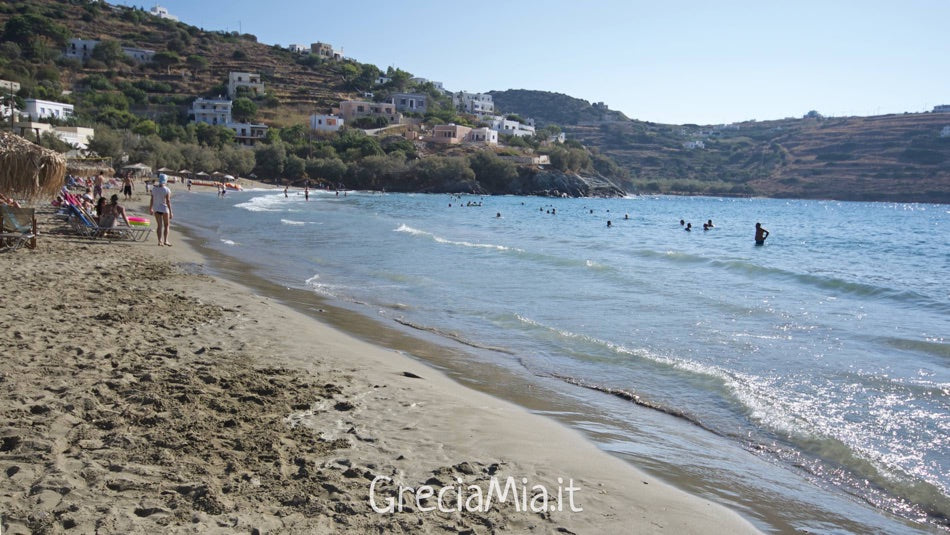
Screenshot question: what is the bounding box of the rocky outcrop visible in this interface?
[508,169,626,197]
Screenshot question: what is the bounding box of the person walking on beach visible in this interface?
[284,186,288,198]
[754,222,769,246]
[305,186,309,201]
[122,173,134,200]
[150,175,172,246]
[93,173,104,199]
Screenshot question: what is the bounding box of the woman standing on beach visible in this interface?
[150,175,172,246]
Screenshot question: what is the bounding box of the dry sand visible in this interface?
[0,197,760,534]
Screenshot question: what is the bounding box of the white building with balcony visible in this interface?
[23,98,74,121]
[453,91,494,115]
[227,122,268,146]
[288,44,308,54]
[485,115,535,137]
[190,97,232,125]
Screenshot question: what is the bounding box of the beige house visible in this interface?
[228,72,264,98]
[427,124,472,144]
[336,100,400,124]
[311,42,343,60]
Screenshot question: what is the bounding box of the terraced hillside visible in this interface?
[1,0,351,127]
[493,90,950,202]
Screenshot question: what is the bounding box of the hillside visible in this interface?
[3,2,948,202]
[0,0,354,127]
[492,90,950,203]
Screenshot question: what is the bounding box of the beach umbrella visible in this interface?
[178,169,192,175]
[223,174,235,180]
[0,131,67,201]
[196,171,209,176]
[157,167,173,173]
[211,171,224,177]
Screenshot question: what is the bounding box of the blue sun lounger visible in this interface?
[0,205,36,252]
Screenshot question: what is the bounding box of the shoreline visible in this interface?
[0,197,760,533]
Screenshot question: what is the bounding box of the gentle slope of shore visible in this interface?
[0,200,759,534]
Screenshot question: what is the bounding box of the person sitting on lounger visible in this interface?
[0,193,21,208]
[99,194,131,229]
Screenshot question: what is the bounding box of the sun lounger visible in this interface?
[0,205,36,252]
[68,204,151,242]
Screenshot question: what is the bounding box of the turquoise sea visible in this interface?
[175,188,948,534]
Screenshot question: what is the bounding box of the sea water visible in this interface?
[175,189,948,533]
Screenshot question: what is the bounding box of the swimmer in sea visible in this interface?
[755,222,769,245]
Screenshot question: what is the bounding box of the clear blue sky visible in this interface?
[117,0,949,125]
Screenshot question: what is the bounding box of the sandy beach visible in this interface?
[0,191,759,534]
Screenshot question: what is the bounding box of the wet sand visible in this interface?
[0,194,759,534]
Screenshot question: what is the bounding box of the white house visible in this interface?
[682,140,705,150]
[227,122,268,146]
[310,114,343,132]
[190,97,232,125]
[466,127,498,145]
[63,38,100,61]
[62,39,154,64]
[410,77,446,92]
[228,72,264,98]
[23,98,74,121]
[453,91,494,115]
[933,105,950,113]
[374,76,392,86]
[940,126,950,138]
[485,115,536,137]
[0,80,20,118]
[149,5,179,21]
[15,122,95,150]
[287,44,308,54]
[122,46,155,64]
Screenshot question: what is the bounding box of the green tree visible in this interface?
[254,142,287,177]
[305,157,347,184]
[151,51,181,74]
[91,39,123,67]
[87,127,124,162]
[1,13,70,60]
[284,154,306,178]
[195,123,235,148]
[132,119,159,136]
[219,144,256,176]
[385,67,412,91]
[186,54,209,79]
[468,151,518,190]
[232,97,258,123]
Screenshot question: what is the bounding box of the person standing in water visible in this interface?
[755,222,769,245]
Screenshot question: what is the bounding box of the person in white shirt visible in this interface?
[150,174,173,246]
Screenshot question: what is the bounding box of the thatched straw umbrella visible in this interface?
[66,158,115,178]
[0,131,67,202]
